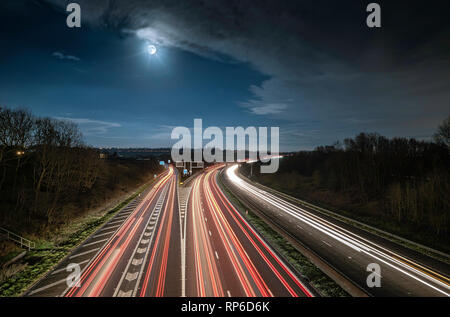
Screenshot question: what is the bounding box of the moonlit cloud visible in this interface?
[30,1,450,148]
[52,51,81,62]
[55,117,121,135]
[248,104,288,115]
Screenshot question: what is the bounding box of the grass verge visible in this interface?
[0,181,152,297]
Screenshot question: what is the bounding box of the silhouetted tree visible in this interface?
[434,116,450,148]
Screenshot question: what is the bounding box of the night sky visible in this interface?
[1,0,449,151]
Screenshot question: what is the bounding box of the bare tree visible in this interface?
[0,108,34,191]
[434,116,450,148]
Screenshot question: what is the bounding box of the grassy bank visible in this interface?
[217,173,348,297]
[0,180,151,297]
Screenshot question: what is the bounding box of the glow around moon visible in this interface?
[148,45,157,55]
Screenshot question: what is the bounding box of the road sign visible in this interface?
[176,161,184,168]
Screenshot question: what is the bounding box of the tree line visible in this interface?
[0,107,159,233]
[247,117,450,237]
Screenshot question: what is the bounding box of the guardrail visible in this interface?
[0,227,35,250]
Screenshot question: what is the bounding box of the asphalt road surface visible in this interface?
[25,165,312,297]
[184,166,313,297]
[224,164,450,297]
[26,163,448,297]
[26,167,179,297]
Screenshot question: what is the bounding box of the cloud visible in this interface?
[52,51,81,62]
[45,0,450,145]
[55,117,121,135]
[247,103,287,115]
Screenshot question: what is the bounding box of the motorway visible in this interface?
[25,165,313,297]
[26,162,448,297]
[26,166,180,297]
[224,164,450,297]
[185,166,313,297]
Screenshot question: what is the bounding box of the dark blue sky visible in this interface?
[1,1,449,150]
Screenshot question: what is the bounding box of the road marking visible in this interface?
[209,230,212,236]
[93,230,116,238]
[227,290,232,297]
[28,277,67,295]
[133,178,173,297]
[113,181,170,297]
[297,225,303,229]
[81,238,109,248]
[107,219,126,226]
[215,251,219,260]
[99,224,121,231]
[125,272,138,282]
[117,290,133,297]
[114,215,130,220]
[69,247,100,259]
[322,240,332,247]
[132,258,143,266]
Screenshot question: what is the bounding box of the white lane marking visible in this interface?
[215,251,219,260]
[51,259,89,275]
[99,224,121,231]
[227,290,232,297]
[132,258,143,266]
[117,290,133,297]
[132,179,171,297]
[81,238,109,248]
[125,272,138,282]
[322,240,332,247]
[107,219,126,226]
[28,278,67,295]
[297,225,303,230]
[209,230,212,236]
[69,247,100,259]
[229,167,450,296]
[93,230,117,238]
[112,180,170,297]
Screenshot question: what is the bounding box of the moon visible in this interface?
[148,45,157,55]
